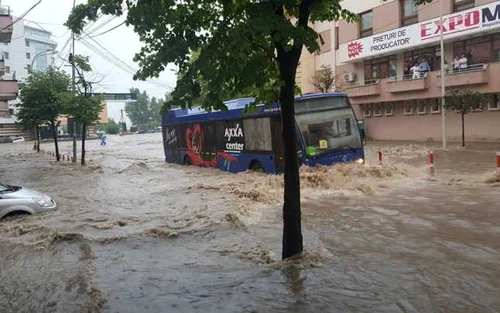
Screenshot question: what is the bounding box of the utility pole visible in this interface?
[439,0,447,150]
[71,0,77,162]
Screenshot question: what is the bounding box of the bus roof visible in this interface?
[162,92,348,125]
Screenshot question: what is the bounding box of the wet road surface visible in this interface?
[1,135,499,312]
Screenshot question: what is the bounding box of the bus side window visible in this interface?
[243,118,272,151]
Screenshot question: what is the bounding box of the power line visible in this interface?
[86,21,126,38]
[85,15,116,35]
[80,38,174,90]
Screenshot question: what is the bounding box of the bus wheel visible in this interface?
[249,160,264,172]
[183,156,192,165]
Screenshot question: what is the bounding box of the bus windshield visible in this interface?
[295,96,362,157]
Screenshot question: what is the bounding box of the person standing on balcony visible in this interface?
[459,53,468,71]
[418,58,431,78]
[453,56,460,72]
[411,62,420,79]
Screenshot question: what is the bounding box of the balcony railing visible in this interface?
[437,64,488,87]
[0,7,13,44]
[386,73,429,93]
[346,79,381,98]
[0,79,19,101]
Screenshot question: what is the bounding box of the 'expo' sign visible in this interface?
[339,2,500,63]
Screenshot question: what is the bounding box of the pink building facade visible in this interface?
[336,0,500,142]
[0,4,20,139]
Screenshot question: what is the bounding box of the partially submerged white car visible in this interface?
[0,183,57,219]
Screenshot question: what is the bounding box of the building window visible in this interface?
[26,52,30,59]
[401,0,418,26]
[404,101,414,115]
[317,30,331,55]
[364,55,397,83]
[25,40,30,47]
[454,0,474,12]
[488,94,500,111]
[373,103,382,117]
[3,52,8,60]
[26,64,31,71]
[360,11,373,38]
[430,99,441,114]
[363,104,372,118]
[417,100,427,115]
[384,103,394,116]
[335,26,339,50]
[5,66,9,74]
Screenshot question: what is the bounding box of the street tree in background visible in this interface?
[445,89,488,147]
[126,88,152,131]
[66,55,104,165]
[310,65,337,93]
[67,0,432,259]
[125,88,167,130]
[18,67,70,161]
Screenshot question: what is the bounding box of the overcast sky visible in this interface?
[6,0,177,99]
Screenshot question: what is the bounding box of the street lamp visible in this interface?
[30,49,57,71]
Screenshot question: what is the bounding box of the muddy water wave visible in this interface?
[1,135,500,312]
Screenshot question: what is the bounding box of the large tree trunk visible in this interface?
[81,122,86,166]
[279,53,303,260]
[461,113,465,147]
[50,121,60,161]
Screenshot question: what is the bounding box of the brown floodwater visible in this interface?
[1,134,499,313]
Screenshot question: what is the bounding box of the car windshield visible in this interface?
[0,183,11,192]
[295,97,362,157]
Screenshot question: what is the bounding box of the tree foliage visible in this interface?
[445,89,486,115]
[67,0,433,259]
[18,67,70,161]
[445,89,488,147]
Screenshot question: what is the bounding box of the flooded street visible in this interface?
[1,134,500,313]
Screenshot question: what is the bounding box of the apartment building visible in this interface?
[298,0,500,142]
[0,16,57,139]
[0,3,20,139]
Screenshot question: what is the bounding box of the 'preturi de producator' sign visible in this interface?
[339,1,500,63]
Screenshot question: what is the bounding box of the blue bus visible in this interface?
[162,93,364,173]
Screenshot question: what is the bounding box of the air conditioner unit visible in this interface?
[344,72,357,82]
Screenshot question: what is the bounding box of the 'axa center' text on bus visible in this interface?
[162,93,364,174]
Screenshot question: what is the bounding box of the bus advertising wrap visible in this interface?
[339,2,500,63]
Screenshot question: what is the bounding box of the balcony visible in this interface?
[346,80,381,98]
[437,64,488,88]
[0,5,12,43]
[0,79,19,101]
[386,74,428,93]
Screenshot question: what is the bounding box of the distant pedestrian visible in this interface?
[100,135,107,146]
